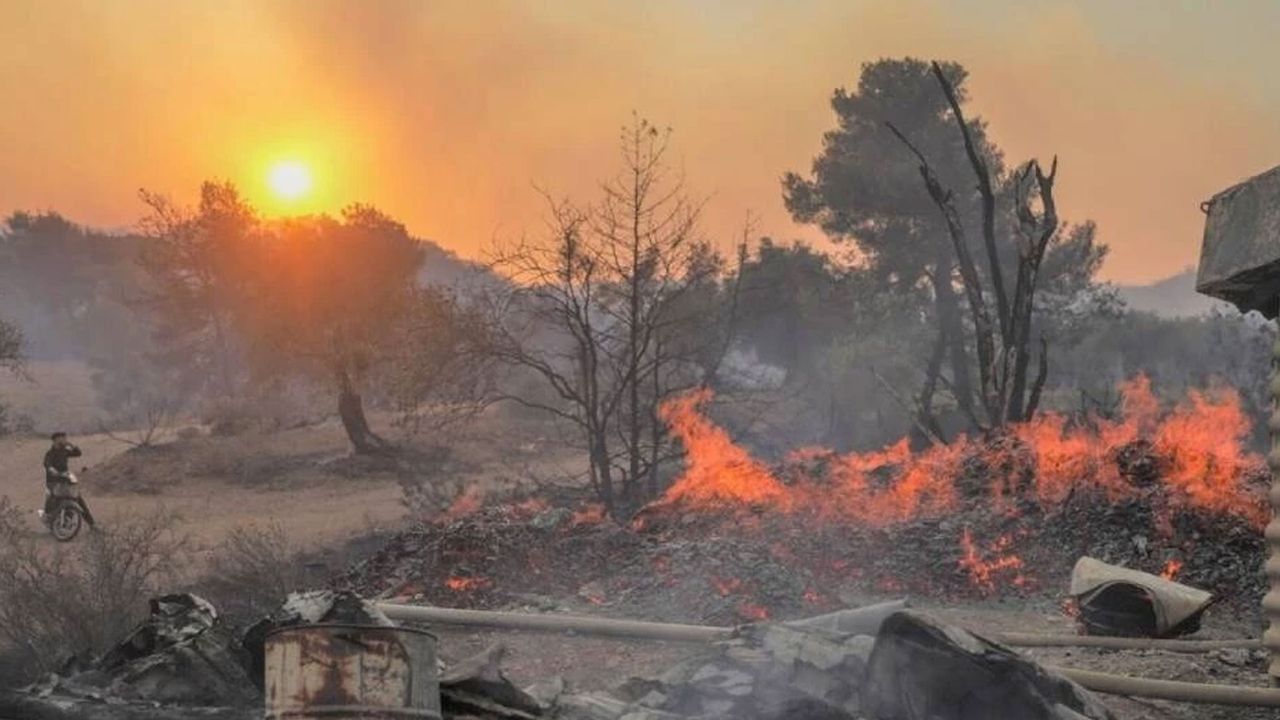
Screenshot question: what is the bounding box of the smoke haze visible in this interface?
[1,0,1278,281]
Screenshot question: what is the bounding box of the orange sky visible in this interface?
[1,0,1277,283]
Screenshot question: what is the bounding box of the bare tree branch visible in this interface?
[872,367,943,446]
[931,60,1010,345]
[886,120,1000,425]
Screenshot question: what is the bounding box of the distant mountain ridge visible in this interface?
[1115,268,1232,318]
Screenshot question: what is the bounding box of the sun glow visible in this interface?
[267,160,313,201]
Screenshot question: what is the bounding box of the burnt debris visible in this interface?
[0,593,1121,720]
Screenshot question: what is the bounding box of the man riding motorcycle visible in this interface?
[41,431,95,528]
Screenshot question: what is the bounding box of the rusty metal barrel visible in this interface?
[264,624,441,719]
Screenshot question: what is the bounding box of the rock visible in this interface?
[524,676,567,709]
[533,508,574,530]
[577,581,608,605]
[1211,648,1254,668]
[1131,535,1148,556]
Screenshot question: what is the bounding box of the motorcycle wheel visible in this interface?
[50,504,82,542]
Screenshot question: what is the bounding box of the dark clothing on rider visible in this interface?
[42,443,93,527]
[44,444,82,477]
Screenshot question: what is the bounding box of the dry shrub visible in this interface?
[0,495,23,541]
[0,507,189,682]
[202,397,261,437]
[203,520,305,624]
[201,383,327,437]
[0,404,35,438]
[175,425,203,440]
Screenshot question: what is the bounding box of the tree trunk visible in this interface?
[1005,286,1035,421]
[589,429,616,517]
[917,321,948,443]
[646,341,664,500]
[337,370,386,454]
[626,172,644,509]
[932,256,976,423]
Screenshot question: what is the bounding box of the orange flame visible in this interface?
[958,529,1026,594]
[737,602,770,621]
[443,487,485,520]
[1160,558,1184,581]
[445,576,491,591]
[1061,596,1081,620]
[512,497,551,516]
[571,503,607,526]
[658,389,792,510]
[655,376,1264,530]
[875,577,905,593]
[711,576,744,596]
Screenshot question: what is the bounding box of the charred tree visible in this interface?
[785,58,1105,439]
[886,61,1067,431]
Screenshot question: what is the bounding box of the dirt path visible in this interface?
[0,432,408,557]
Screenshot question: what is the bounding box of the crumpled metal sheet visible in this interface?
[441,644,545,719]
[4,593,259,716]
[1069,557,1213,637]
[261,589,396,627]
[863,611,1116,720]
[97,594,219,671]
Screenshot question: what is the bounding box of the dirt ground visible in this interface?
[0,401,585,570]
[0,427,404,560]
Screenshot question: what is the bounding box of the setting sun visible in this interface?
[267,160,313,201]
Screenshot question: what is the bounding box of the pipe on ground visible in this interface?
[377,603,735,643]
[1053,666,1280,708]
[377,602,1256,653]
[993,632,1260,653]
[376,603,1280,707]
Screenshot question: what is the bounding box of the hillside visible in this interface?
[1116,268,1233,318]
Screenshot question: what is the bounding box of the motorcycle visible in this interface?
[42,467,89,542]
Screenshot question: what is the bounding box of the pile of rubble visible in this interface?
[333,467,1268,629]
[0,591,1119,720]
[334,502,831,625]
[0,594,257,720]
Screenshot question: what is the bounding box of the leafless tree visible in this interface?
[887,61,1062,431]
[485,118,737,515]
